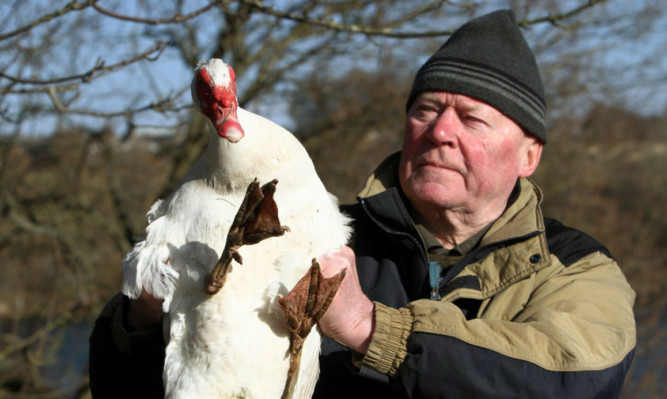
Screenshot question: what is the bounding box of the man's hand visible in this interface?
[317,246,375,354]
[126,291,164,332]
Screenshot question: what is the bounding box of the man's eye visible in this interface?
[464,115,484,124]
[417,105,437,114]
[413,109,437,121]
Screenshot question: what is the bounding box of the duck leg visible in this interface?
[279,260,346,379]
[205,178,289,295]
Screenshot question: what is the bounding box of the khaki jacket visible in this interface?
[315,152,636,398]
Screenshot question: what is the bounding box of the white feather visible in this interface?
[122,59,351,399]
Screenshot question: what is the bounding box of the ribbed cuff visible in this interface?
[361,302,412,376]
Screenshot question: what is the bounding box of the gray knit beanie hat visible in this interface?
[406,9,547,143]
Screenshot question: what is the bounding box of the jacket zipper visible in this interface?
[359,198,429,268]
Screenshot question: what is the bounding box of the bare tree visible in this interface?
[4,1,647,137]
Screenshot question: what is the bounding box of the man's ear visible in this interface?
[519,138,543,177]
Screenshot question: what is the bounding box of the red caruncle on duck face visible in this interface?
[192,60,244,143]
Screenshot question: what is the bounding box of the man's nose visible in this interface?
[428,107,459,145]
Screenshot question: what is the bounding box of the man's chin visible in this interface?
[404,180,465,209]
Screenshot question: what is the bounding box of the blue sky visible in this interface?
[1,0,665,137]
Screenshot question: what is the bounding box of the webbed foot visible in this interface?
[205,178,289,295]
[278,259,346,377]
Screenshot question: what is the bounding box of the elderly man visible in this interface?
[312,9,635,398]
[89,9,636,399]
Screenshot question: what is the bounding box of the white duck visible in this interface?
[121,58,351,399]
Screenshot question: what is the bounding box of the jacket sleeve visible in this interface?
[88,294,166,399]
[359,254,636,398]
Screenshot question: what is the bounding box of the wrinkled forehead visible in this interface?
[412,91,499,116]
[197,59,231,86]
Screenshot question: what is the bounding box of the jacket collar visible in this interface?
[357,152,402,199]
[356,152,419,241]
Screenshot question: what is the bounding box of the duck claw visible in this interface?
[205,178,288,295]
[278,259,346,377]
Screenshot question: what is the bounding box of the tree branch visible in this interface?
[0,40,170,90]
[47,87,191,118]
[1,84,79,95]
[91,0,218,25]
[521,0,608,28]
[384,0,448,30]
[0,187,61,238]
[240,0,608,38]
[0,303,86,363]
[0,0,94,41]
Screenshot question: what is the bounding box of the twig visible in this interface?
[384,1,448,30]
[0,187,61,238]
[240,0,398,36]
[0,311,73,362]
[99,131,140,248]
[91,0,218,25]
[241,0,608,38]
[34,238,64,358]
[0,0,94,41]
[520,0,608,28]
[0,40,169,89]
[46,86,191,117]
[0,84,79,95]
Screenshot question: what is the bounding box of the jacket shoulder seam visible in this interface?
[544,217,613,267]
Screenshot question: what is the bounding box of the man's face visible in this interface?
[399,92,541,219]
